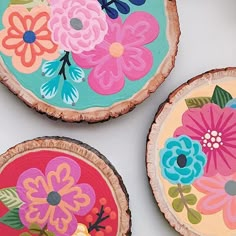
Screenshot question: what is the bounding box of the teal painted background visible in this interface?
[0,1,169,110]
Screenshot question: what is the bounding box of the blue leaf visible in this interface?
[42,60,60,78]
[114,0,130,14]
[40,76,60,99]
[69,66,85,83]
[128,0,145,6]
[105,6,119,19]
[61,81,79,105]
[98,0,107,5]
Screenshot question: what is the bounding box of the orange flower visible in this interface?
[0,5,59,73]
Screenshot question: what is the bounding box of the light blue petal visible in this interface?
[166,139,182,150]
[193,162,204,178]
[176,148,191,156]
[160,150,174,168]
[69,66,85,83]
[185,157,193,167]
[226,98,236,109]
[180,171,195,184]
[40,76,60,99]
[192,142,200,156]
[42,60,60,77]
[179,135,193,149]
[61,80,79,105]
[163,168,179,183]
[195,153,207,166]
[174,166,191,176]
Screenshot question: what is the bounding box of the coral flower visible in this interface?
[72,12,160,95]
[194,173,236,229]
[175,103,236,177]
[16,157,95,236]
[0,5,59,73]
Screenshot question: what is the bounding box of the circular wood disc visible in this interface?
[0,0,180,122]
[147,68,236,236]
[0,137,131,236]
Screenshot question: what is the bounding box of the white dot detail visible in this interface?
[202,130,223,150]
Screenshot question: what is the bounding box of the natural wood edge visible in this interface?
[0,0,180,123]
[0,137,131,236]
[146,67,236,236]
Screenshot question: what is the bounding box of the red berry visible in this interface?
[92,207,99,214]
[99,198,107,205]
[104,207,111,214]
[95,231,104,236]
[110,211,117,220]
[85,214,93,222]
[105,226,112,233]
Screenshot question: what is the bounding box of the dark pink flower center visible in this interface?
[47,191,61,206]
[224,180,236,196]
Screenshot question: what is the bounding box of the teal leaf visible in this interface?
[61,81,79,105]
[42,60,60,78]
[0,187,23,210]
[40,76,60,99]
[187,208,202,224]
[211,85,233,108]
[168,186,179,198]
[185,97,211,108]
[172,198,184,212]
[69,66,85,83]
[0,208,24,229]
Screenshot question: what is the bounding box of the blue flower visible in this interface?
[226,99,236,109]
[160,135,207,185]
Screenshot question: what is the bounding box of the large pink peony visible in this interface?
[48,0,108,53]
[194,173,236,229]
[175,103,236,177]
[72,12,160,95]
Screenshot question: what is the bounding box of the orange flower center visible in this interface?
[109,42,124,58]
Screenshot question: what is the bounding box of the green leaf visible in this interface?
[211,85,233,108]
[20,233,31,236]
[168,186,179,198]
[10,0,33,4]
[29,223,41,234]
[172,198,184,212]
[0,208,24,229]
[185,97,211,108]
[47,232,55,236]
[185,194,197,205]
[187,208,202,224]
[0,187,23,210]
[182,185,191,193]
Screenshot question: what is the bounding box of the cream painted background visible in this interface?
[1,1,236,235]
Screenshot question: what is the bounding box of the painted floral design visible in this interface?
[0,5,59,73]
[16,157,95,236]
[49,0,108,54]
[72,12,159,95]
[226,98,236,109]
[174,103,236,177]
[160,135,207,185]
[73,223,90,236]
[194,173,236,229]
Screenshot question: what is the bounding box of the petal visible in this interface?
[61,81,79,105]
[197,192,229,214]
[16,168,49,203]
[61,183,95,216]
[88,57,125,95]
[20,43,37,67]
[121,12,160,46]
[48,205,77,236]
[19,203,51,228]
[122,46,153,81]
[162,168,179,183]
[40,76,60,99]
[7,9,26,33]
[45,157,81,192]
[31,11,50,34]
[223,198,236,229]
[193,175,226,194]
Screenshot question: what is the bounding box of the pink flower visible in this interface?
[48,0,108,53]
[174,104,236,177]
[72,12,160,95]
[194,174,236,229]
[16,157,95,236]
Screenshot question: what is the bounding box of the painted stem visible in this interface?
[88,205,110,232]
[58,51,71,80]
[101,0,116,9]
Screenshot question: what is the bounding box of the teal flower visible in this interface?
[160,135,207,185]
[226,99,236,109]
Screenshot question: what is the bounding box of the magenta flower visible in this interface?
[48,0,108,53]
[194,173,236,229]
[72,12,160,95]
[175,103,236,177]
[16,157,95,236]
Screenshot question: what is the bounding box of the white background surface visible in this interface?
[1,1,236,235]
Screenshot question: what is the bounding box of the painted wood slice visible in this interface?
[0,137,131,236]
[0,0,180,122]
[146,68,236,236]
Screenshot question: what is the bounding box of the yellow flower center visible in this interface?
[109,42,124,58]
